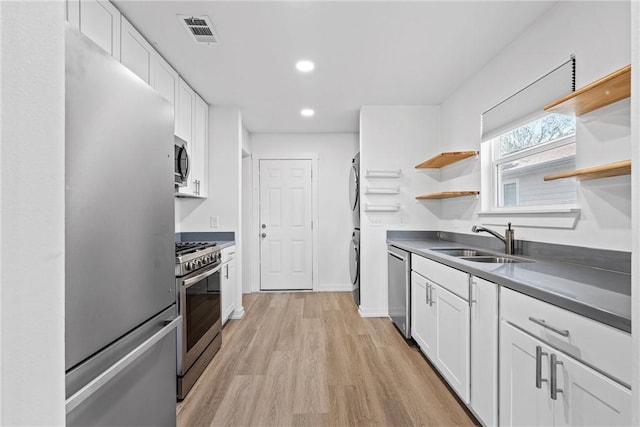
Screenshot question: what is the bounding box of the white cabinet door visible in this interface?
[191,94,209,197]
[470,277,498,426]
[153,54,179,104]
[500,322,555,427]
[221,257,236,325]
[120,17,155,85]
[434,284,470,403]
[411,271,435,358]
[553,348,631,427]
[176,78,194,143]
[70,0,121,59]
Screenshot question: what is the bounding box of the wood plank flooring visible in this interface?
[177,292,478,427]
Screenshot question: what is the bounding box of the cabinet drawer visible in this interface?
[501,287,631,386]
[221,246,236,263]
[411,254,469,300]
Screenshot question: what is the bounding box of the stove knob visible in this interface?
[197,260,202,268]
[185,263,191,271]
[189,261,196,270]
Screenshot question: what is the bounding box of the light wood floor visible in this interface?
[177,292,478,427]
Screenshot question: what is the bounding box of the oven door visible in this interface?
[177,264,221,375]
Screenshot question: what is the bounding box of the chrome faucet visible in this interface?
[471,222,515,255]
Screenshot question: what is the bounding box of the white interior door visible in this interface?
[259,159,313,290]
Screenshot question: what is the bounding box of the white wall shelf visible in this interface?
[365,186,400,195]
[365,169,402,178]
[364,204,400,212]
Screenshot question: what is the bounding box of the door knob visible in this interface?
[261,224,266,229]
[261,233,267,238]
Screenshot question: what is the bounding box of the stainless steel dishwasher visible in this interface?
[388,245,411,339]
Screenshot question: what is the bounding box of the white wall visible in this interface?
[359,106,440,316]
[176,106,244,316]
[241,126,253,294]
[1,1,66,424]
[439,1,631,250]
[250,133,358,291]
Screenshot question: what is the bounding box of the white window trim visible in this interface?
[480,124,580,229]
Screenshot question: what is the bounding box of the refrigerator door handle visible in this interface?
[65,316,181,414]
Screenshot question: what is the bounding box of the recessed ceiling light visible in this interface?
[296,60,315,72]
[300,108,315,117]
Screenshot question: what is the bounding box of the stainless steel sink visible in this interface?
[431,248,495,257]
[460,256,532,264]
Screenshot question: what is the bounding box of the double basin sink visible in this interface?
[431,248,533,264]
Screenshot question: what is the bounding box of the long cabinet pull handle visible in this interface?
[425,284,429,305]
[535,345,548,389]
[528,317,570,337]
[429,285,434,307]
[550,353,564,400]
[65,316,181,414]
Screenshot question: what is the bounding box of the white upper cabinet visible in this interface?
[176,85,208,198]
[176,78,195,144]
[120,16,155,85]
[68,0,121,59]
[153,55,179,106]
[191,94,209,197]
[152,55,179,135]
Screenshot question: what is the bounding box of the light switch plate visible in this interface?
[210,216,219,228]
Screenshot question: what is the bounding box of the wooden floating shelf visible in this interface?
[544,65,630,116]
[416,191,479,200]
[415,151,479,169]
[544,160,631,182]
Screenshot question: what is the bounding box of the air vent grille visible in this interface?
[178,15,219,44]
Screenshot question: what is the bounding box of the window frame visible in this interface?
[485,125,578,214]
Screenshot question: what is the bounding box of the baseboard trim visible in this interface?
[230,307,245,320]
[358,307,389,318]
[315,284,354,292]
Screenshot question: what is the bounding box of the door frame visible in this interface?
[251,153,319,292]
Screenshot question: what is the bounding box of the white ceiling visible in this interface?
[114,1,557,134]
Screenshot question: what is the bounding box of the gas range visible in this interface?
[175,241,222,277]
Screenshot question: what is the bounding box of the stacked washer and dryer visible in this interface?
[349,153,361,306]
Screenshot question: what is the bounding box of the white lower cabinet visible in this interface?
[500,321,631,426]
[411,271,436,360]
[221,246,236,325]
[470,277,498,426]
[433,284,469,402]
[411,268,469,403]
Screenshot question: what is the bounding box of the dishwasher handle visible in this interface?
[387,250,406,262]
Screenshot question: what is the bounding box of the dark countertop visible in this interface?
[216,240,235,250]
[387,236,631,333]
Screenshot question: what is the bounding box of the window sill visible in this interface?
[477,208,580,229]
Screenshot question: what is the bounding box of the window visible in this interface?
[490,113,577,209]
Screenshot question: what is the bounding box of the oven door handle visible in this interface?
[182,263,222,288]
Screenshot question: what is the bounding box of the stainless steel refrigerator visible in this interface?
[64,25,178,426]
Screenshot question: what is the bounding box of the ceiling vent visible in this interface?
[178,15,219,44]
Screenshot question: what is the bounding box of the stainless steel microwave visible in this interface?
[175,139,190,187]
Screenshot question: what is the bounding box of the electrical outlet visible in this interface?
[210,216,219,228]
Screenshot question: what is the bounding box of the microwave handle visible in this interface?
[182,264,222,288]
